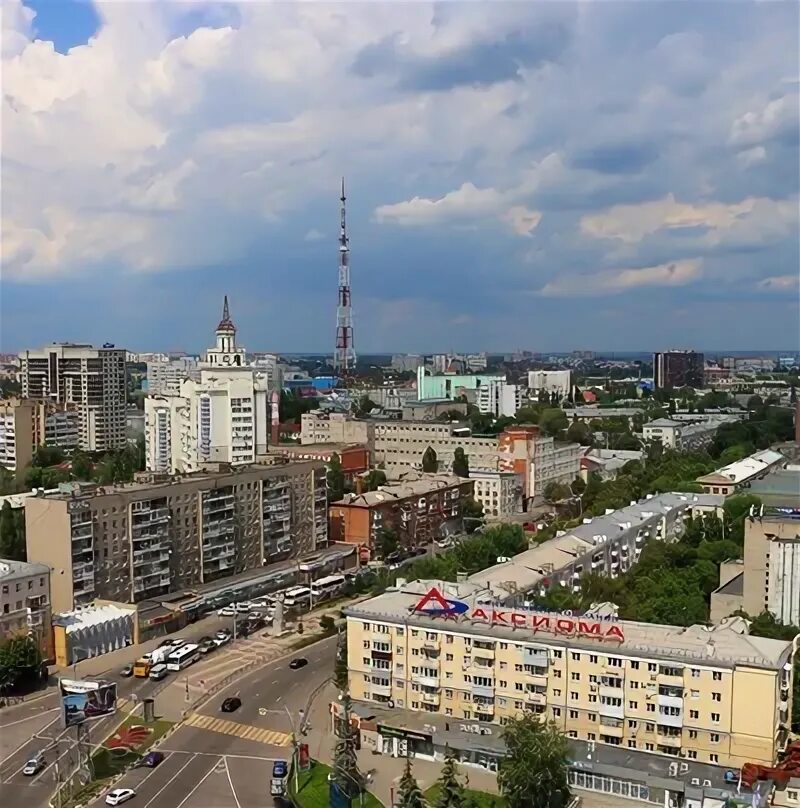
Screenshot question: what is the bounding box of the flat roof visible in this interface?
[697,449,785,485]
[0,558,50,582]
[332,473,469,507]
[346,580,790,669]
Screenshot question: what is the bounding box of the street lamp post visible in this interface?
[282,704,300,794]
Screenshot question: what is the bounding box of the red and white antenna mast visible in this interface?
[334,177,356,373]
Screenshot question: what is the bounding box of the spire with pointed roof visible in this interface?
[216,295,236,334]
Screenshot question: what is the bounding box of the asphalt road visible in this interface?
[0,616,236,808]
[79,636,338,808]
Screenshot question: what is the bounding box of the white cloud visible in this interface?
[756,275,799,293]
[538,258,703,297]
[730,93,799,148]
[303,229,324,242]
[737,146,767,168]
[580,194,797,246]
[503,206,543,237]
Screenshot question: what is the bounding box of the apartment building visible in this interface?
[654,351,705,389]
[301,411,374,446]
[696,449,785,496]
[643,418,721,452]
[345,580,793,774]
[469,470,523,518]
[707,506,800,625]
[24,461,328,613]
[527,370,572,400]
[329,472,473,551]
[18,343,127,452]
[145,357,201,395]
[475,379,521,418]
[0,558,52,657]
[416,366,505,401]
[0,398,79,473]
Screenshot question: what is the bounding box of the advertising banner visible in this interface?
[59,679,117,727]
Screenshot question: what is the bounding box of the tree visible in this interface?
[32,445,64,468]
[332,690,364,801]
[70,452,93,481]
[354,395,378,417]
[566,420,593,446]
[461,497,484,533]
[538,408,568,438]
[498,714,571,808]
[319,615,336,634]
[570,476,586,496]
[0,501,25,561]
[396,757,425,808]
[0,635,43,693]
[543,481,571,503]
[376,528,399,558]
[327,453,346,502]
[363,469,387,492]
[422,446,438,473]
[434,747,466,808]
[452,447,469,478]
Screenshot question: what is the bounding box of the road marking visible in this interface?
[183,713,291,747]
[0,707,60,729]
[224,756,242,808]
[158,750,276,761]
[141,753,198,808]
[173,757,220,808]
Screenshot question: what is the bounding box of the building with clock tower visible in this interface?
[203,296,247,369]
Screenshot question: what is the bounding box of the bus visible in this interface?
[166,643,200,671]
[283,587,312,609]
[310,574,345,602]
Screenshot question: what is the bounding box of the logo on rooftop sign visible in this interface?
[412,587,624,642]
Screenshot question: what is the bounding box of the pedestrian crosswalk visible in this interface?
[184,711,292,747]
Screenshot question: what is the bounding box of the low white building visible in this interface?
[469,470,523,518]
[643,417,721,451]
[53,603,136,666]
[696,449,786,496]
[476,379,521,418]
[527,370,572,400]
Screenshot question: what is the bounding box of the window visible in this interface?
[607,657,622,668]
[1,585,7,594]
[627,740,637,749]
[688,730,698,739]
[552,707,561,717]
[515,683,524,692]
[588,733,596,741]
[553,669,562,678]
[588,695,597,703]
[553,650,563,659]
[628,720,638,729]
[589,655,598,664]
[630,681,639,689]
[571,672,580,681]
[499,680,507,688]
[646,703,655,713]
[568,730,578,738]
[571,652,580,661]
[589,713,596,722]
[645,743,654,751]
[446,654,454,661]
[711,713,720,724]
[710,754,718,764]
[647,663,657,672]
[787,789,799,802]
[589,675,597,683]
[630,661,640,670]
[553,689,561,697]
[689,710,699,719]
[686,750,698,760]
[629,701,638,710]
[690,690,699,699]
[27,580,32,590]
[499,662,507,670]
[569,710,579,719]
[710,733,720,743]
[445,635,452,644]
[712,671,722,681]
[570,691,579,701]
[712,692,721,702]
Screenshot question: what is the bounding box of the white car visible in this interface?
[105,788,136,805]
[213,631,231,646]
[22,755,45,776]
[217,607,235,616]
[234,603,251,613]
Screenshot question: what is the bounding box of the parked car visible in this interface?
[217,607,236,617]
[221,697,241,713]
[135,752,164,769]
[234,603,251,614]
[213,630,231,646]
[198,637,216,654]
[289,658,308,670]
[272,760,288,779]
[165,638,185,648]
[105,788,136,805]
[22,754,45,776]
[119,664,134,678]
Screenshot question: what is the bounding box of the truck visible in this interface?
[133,647,170,678]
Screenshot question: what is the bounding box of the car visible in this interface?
[135,752,164,769]
[22,755,45,776]
[234,603,251,614]
[165,638,186,648]
[198,638,216,654]
[119,664,134,677]
[288,658,308,670]
[221,697,241,713]
[272,760,288,779]
[213,630,231,646]
[148,664,168,681]
[217,607,235,617]
[105,788,136,805]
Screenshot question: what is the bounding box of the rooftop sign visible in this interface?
[413,587,625,642]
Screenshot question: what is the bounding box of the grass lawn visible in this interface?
[425,783,505,807]
[291,760,383,808]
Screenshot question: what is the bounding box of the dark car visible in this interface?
[221,697,242,713]
[119,664,134,677]
[288,658,308,670]
[272,760,288,779]
[136,752,164,769]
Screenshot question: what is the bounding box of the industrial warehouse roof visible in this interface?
[346,580,791,670]
[696,449,785,485]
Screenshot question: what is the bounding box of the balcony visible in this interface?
[599,701,624,719]
[657,693,683,710]
[417,674,439,688]
[525,691,547,706]
[474,702,494,715]
[371,680,392,696]
[598,723,624,738]
[471,684,494,699]
[523,648,549,667]
[422,638,441,652]
[656,730,682,748]
[657,709,683,728]
[657,671,684,687]
[421,692,440,705]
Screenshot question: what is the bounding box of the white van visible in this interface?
[149,664,168,681]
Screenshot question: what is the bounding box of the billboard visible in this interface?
[59,679,118,727]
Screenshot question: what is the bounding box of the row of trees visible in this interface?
[0,635,44,694]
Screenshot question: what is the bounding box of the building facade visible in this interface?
[643,418,721,452]
[654,351,705,389]
[469,470,523,518]
[301,411,374,446]
[475,380,521,418]
[329,472,473,552]
[416,366,506,402]
[527,370,572,401]
[345,580,793,772]
[18,343,127,452]
[145,357,201,395]
[0,558,52,657]
[25,461,328,613]
[0,398,79,474]
[696,449,786,496]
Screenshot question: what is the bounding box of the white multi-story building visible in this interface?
[0,558,52,656]
[18,343,127,452]
[144,298,270,473]
[475,379,521,418]
[469,470,523,517]
[643,417,721,451]
[146,357,201,395]
[527,369,572,400]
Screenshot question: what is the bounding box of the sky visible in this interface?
[1,0,798,355]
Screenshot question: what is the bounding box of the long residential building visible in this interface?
[25,460,328,613]
[0,558,52,657]
[643,417,723,452]
[344,580,793,772]
[329,472,473,552]
[18,343,127,452]
[0,398,79,473]
[696,449,786,496]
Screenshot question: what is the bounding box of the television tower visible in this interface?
[334,177,356,373]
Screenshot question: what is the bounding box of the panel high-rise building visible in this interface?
[18,343,127,452]
[653,350,705,389]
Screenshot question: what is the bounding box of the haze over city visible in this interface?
[2,0,798,352]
